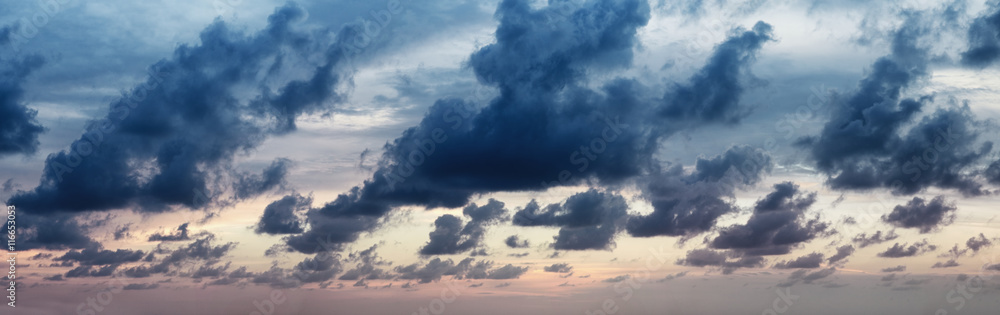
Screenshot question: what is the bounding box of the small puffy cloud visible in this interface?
[882,196,957,233]
[932,260,960,268]
[773,253,824,269]
[543,263,573,273]
[255,193,311,235]
[148,223,191,242]
[514,190,628,250]
[56,247,144,266]
[852,230,899,248]
[877,240,937,258]
[827,245,855,265]
[504,235,530,248]
[420,199,508,255]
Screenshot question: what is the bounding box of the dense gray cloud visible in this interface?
[16,213,97,250]
[659,22,773,125]
[987,159,1000,184]
[420,199,508,255]
[255,193,311,235]
[881,265,906,272]
[0,48,46,157]
[882,196,957,233]
[961,6,1000,68]
[513,190,628,250]
[9,3,346,214]
[797,12,993,196]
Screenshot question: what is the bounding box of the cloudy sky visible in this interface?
[3,0,1000,314]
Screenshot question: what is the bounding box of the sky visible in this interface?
[2,0,1000,314]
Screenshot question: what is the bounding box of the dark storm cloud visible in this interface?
[709,182,829,256]
[773,253,824,269]
[55,246,144,266]
[626,146,772,238]
[987,159,1000,185]
[8,3,336,215]
[148,223,191,242]
[255,193,311,235]
[882,196,957,233]
[877,240,937,258]
[301,0,653,220]
[960,5,1000,68]
[7,2,371,253]
[290,0,775,253]
[504,235,529,248]
[513,190,627,250]
[543,263,573,273]
[827,245,855,264]
[0,51,46,156]
[17,213,96,250]
[797,12,993,196]
[420,199,508,255]
[852,230,899,248]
